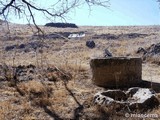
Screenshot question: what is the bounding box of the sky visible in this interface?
[7,0,160,26]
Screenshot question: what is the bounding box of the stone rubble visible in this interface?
[94,87,159,111]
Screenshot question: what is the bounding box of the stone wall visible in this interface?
[90,57,142,88]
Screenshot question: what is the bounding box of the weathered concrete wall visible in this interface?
[90,57,142,88]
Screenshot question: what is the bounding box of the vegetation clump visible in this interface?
[45,22,78,28]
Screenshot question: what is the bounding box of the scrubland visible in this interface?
[0,22,160,119]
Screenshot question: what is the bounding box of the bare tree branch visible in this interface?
[0,0,110,33]
[0,0,15,15]
[26,3,43,34]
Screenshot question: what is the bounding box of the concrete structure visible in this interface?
[90,57,142,88]
[68,33,85,39]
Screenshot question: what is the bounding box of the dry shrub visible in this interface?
[58,62,88,81]
[0,101,19,120]
[47,72,59,82]
[18,80,52,106]
[0,101,10,120]
[81,105,110,120]
[47,70,71,81]
[79,96,110,119]
[21,116,37,120]
[18,80,52,97]
[65,63,88,72]
[21,102,33,115]
[16,101,36,119]
[31,97,52,107]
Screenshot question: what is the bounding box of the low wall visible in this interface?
[90,57,142,88]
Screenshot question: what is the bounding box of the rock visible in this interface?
[94,92,115,106]
[5,41,49,52]
[92,33,148,40]
[93,88,159,112]
[27,64,36,69]
[125,33,148,39]
[93,33,119,40]
[15,64,36,82]
[86,40,95,48]
[104,49,112,57]
[18,44,25,49]
[94,90,127,111]
[96,90,127,101]
[147,43,160,55]
[90,57,142,88]
[127,88,159,111]
[5,45,17,51]
[126,87,141,97]
[136,47,147,55]
[136,43,160,62]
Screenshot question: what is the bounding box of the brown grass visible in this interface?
[0,24,160,119]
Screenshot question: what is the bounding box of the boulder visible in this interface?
[94,88,159,112]
[127,87,159,111]
[136,43,160,62]
[147,43,160,55]
[86,40,95,48]
[90,57,142,88]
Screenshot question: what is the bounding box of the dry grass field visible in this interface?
[0,22,160,120]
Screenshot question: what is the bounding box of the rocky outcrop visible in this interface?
[94,87,159,112]
[93,33,148,40]
[137,43,160,62]
[147,43,160,55]
[5,41,49,52]
[32,31,86,40]
[15,64,36,82]
[93,33,119,40]
[126,87,159,111]
[0,64,72,83]
[68,33,85,39]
